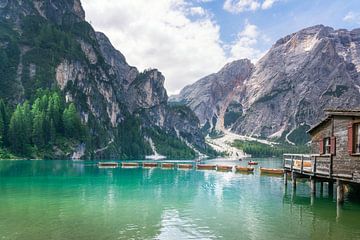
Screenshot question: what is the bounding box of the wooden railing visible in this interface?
[283,154,332,177]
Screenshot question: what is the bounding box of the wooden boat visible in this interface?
[217,165,233,172]
[143,162,158,168]
[235,166,254,172]
[178,164,193,169]
[260,167,284,175]
[161,163,175,168]
[196,164,216,170]
[248,161,258,165]
[98,162,118,168]
[121,162,139,168]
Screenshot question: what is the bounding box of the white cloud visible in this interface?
[82,1,267,94]
[223,0,260,13]
[261,0,278,9]
[189,6,206,16]
[82,0,227,95]
[223,0,279,13]
[343,11,360,24]
[228,20,266,62]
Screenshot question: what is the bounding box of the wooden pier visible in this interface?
[283,153,349,205]
[283,110,360,206]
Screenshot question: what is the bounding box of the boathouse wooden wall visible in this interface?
[310,115,360,183]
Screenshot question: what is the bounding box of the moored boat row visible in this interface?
[97,162,284,175]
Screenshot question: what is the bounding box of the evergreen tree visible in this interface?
[9,104,32,155]
[0,110,3,146]
[63,103,82,139]
[22,101,33,145]
[32,111,46,148]
[49,119,56,144]
[48,92,63,132]
[0,100,9,146]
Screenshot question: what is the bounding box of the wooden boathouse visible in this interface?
[284,109,360,205]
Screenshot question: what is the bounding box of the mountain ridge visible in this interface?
[0,0,213,159]
[174,24,360,144]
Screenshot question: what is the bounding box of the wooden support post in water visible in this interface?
[310,177,316,195]
[320,182,324,196]
[292,172,297,190]
[284,172,288,186]
[328,182,334,196]
[336,180,345,205]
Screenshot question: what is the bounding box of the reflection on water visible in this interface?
[0,159,360,240]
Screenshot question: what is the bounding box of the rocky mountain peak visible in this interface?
[176,24,360,145]
[127,69,168,112]
[220,59,253,73]
[0,0,210,159]
[1,0,85,26]
[171,59,254,129]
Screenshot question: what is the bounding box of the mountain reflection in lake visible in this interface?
[0,159,359,240]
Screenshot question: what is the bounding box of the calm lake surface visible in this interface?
[1,159,360,240]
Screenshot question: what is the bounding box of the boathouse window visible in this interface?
[323,137,331,154]
[349,123,360,154]
[355,124,360,153]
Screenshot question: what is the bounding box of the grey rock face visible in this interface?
[234,25,360,141]
[171,59,254,130]
[1,0,207,158]
[1,0,85,26]
[177,25,360,143]
[127,69,168,112]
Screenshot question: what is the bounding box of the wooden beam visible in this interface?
[292,172,297,190]
[310,177,316,195]
[328,182,334,197]
[320,182,324,196]
[337,180,345,205]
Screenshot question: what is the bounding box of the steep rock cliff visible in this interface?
[171,59,254,131]
[175,25,360,145]
[0,0,209,159]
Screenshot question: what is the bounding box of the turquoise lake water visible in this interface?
[0,159,360,240]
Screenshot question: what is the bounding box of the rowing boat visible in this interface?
[197,164,216,170]
[260,167,284,175]
[161,163,175,168]
[98,162,118,168]
[235,166,254,172]
[121,162,139,168]
[217,165,233,171]
[143,162,158,168]
[178,164,193,169]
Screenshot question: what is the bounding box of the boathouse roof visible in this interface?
[307,109,360,134]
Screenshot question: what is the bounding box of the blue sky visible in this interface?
[82,0,360,94]
[202,0,360,54]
